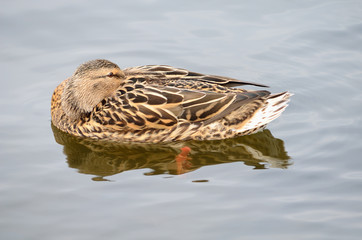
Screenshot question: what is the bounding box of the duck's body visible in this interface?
[51,60,291,143]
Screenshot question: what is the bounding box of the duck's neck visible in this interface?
[61,79,93,122]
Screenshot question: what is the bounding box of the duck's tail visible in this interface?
[242,91,292,133]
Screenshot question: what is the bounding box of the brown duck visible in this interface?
[51,59,291,143]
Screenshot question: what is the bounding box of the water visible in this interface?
[1,0,362,239]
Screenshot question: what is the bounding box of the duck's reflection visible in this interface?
[52,124,291,180]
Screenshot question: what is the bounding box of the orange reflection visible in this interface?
[175,146,192,175]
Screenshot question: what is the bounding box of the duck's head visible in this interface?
[61,59,125,121]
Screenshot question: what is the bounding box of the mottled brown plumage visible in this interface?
[51,59,291,143]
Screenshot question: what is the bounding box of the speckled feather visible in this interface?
[51,61,291,143]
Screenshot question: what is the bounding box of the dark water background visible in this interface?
[1,1,362,239]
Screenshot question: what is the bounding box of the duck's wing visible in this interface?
[91,83,270,131]
[123,65,268,88]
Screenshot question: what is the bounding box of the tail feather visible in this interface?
[242,91,292,132]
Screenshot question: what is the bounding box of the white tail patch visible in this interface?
[241,92,292,132]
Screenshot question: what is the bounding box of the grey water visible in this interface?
[1,0,362,239]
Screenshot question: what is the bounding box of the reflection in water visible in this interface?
[52,124,291,180]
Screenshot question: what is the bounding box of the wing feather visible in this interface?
[124,65,268,88]
[91,81,270,131]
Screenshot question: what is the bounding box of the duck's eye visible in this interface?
[107,72,114,77]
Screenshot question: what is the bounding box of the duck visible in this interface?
[51,59,291,143]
